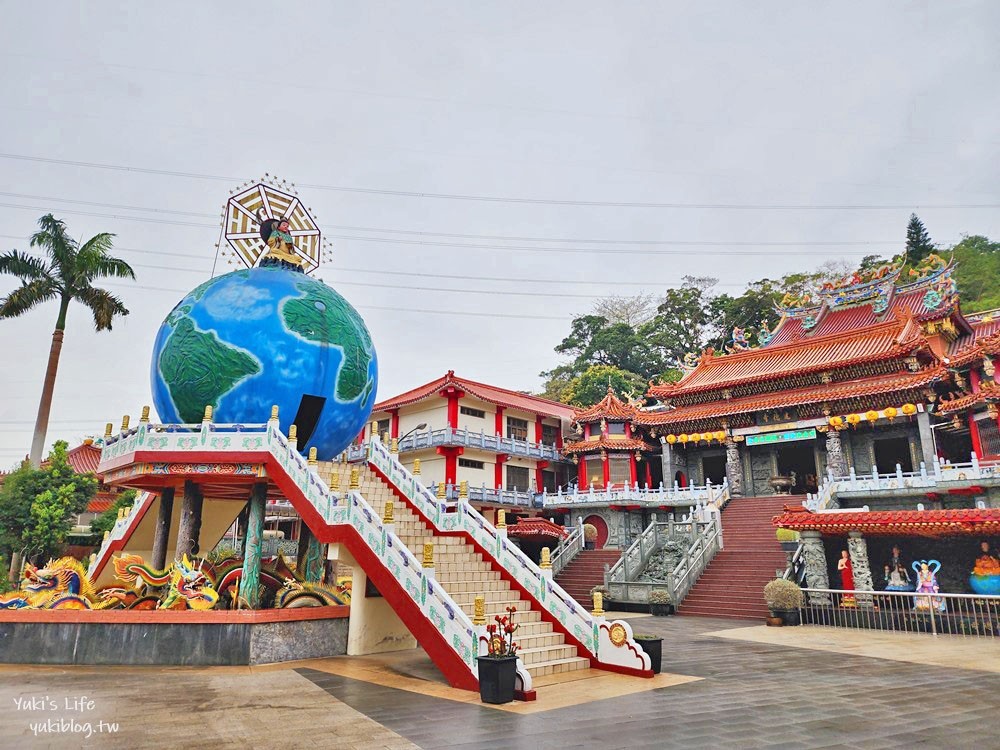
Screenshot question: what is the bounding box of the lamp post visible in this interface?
[398,422,428,446]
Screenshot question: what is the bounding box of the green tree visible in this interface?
[0,441,96,572]
[905,213,935,263]
[562,364,648,407]
[951,234,1000,313]
[0,215,135,466]
[89,489,138,537]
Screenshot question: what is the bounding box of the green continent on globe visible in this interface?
[282,282,374,402]
[158,317,262,422]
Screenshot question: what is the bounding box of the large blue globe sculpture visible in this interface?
[150,267,378,458]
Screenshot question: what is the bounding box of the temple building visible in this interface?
[626,256,1000,499]
[365,371,575,502]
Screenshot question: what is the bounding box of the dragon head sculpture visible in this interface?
[161,554,219,610]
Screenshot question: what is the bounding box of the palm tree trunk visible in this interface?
[28,301,68,466]
[7,550,22,583]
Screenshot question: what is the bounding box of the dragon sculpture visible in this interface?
[0,557,119,610]
[113,553,220,610]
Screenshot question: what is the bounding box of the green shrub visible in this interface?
[775,528,800,542]
[763,578,804,610]
[583,523,598,541]
[649,590,672,604]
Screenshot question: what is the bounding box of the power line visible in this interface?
[3,152,998,210]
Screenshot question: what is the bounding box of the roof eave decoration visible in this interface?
[773,506,1000,537]
[562,436,657,455]
[572,385,640,424]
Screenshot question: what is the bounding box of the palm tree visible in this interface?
[0,214,136,466]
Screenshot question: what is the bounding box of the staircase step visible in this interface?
[524,656,590,678]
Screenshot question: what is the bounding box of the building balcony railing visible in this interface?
[342,427,563,462]
[804,453,1000,511]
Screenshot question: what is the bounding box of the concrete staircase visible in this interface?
[555,549,622,606]
[678,495,798,620]
[326,463,591,680]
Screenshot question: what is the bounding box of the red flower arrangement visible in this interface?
[485,606,519,658]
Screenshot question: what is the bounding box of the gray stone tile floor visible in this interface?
[0,615,996,748]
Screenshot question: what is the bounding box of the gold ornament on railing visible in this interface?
[105,422,113,438]
[121,415,130,431]
[540,547,552,569]
[307,447,317,466]
[473,595,486,625]
[203,405,213,422]
[422,542,434,568]
[459,480,468,499]
[382,499,394,524]
[140,406,150,423]
[496,509,506,529]
[390,437,399,454]
[270,405,279,421]
[349,467,360,490]
[413,458,421,475]
[592,591,605,615]
[329,470,340,491]
[436,482,446,499]
[288,424,298,447]
[370,421,379,439]
[383,431,391,444]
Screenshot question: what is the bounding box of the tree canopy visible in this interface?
[539,216,1000,405]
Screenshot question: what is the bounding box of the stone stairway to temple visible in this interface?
[678,495,799,620]
[554,549,622,606]
[325,462,591,680]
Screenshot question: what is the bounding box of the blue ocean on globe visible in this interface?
[150,267,378,458]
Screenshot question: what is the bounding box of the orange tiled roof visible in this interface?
[64,441,101,474]
[773,506,1000,536]
[636,368,945,428]
[937,380,1000,415]
[374,371,575,421]
[86,494,115,514]
[572,386,638,423]
[650,317,927,399]
[562,435,656,455]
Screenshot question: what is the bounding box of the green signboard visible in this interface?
[745,428,817,447]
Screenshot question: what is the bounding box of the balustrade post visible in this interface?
[895,463,904,483]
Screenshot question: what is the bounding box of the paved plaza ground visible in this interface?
[1,615,998,749]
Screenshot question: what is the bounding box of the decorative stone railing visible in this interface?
[804,453,999,511]
[87,491,153,578]
[367,436,651,675]
[550,520,584,577]
[343,427,561,462]
[604,513,720,605]
[542,479,729,509]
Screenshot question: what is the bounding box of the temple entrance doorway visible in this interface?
[873,436,913,473]
[675,470,687,488]
[701,454,726,485]
[775,441,817,494]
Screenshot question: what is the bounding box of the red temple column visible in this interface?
[602,454,610,488]
[535,415,544,444]
[577,456,587,487]
[969,410,984,460]
[495,453,508,488]
[441,387,464,429]
[437,446,464,484]
[389,409,400,438]
[495,406,505,436]
[645,461,653,488]
[629,453,638,486]
[535,460,549,492]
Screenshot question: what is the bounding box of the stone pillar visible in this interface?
[296,523,325,583]
[847,531,875,607]
[175,481,204,560]
[150,486,176,572]
[800,531,831,605]
[916,410,936,468]
[825,428,848,478]
[239,482,268,608]
[724,438,744,497]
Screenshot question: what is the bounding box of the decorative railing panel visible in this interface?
[551,522,584,577]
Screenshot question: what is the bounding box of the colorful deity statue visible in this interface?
[837,550,856,606]
[727,326,751,354]
[756,319,773,346]
[257,209,305,271]
[912,560,946,612]
[970,541,1000,596]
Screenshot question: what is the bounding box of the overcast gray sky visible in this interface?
[1,1,998,465]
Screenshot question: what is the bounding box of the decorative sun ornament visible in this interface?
[608,622,628,647]
[218,176,330,274]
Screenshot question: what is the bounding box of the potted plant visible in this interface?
[763,578,804,626]
[649,589,673,616]
[632,633,663,674]
[775,528,800,554]
[478,606,519,704]
[583,523,598,550]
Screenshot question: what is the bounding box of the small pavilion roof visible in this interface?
[562,435,657,455]
[373,370,575,421]
[650,317,928,400]
[773,506,1000,537]
[505,516,568,540]
[572,386,638,424]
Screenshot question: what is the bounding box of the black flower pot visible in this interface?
[584,541,595,550]
[478,655,518,704]
[650,603,674,617]
[633,636,663,674]
[774,608,800,626]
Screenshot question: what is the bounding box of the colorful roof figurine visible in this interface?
[505,516,569,541]
[772,506,1000,537]
[373,370,575,421]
